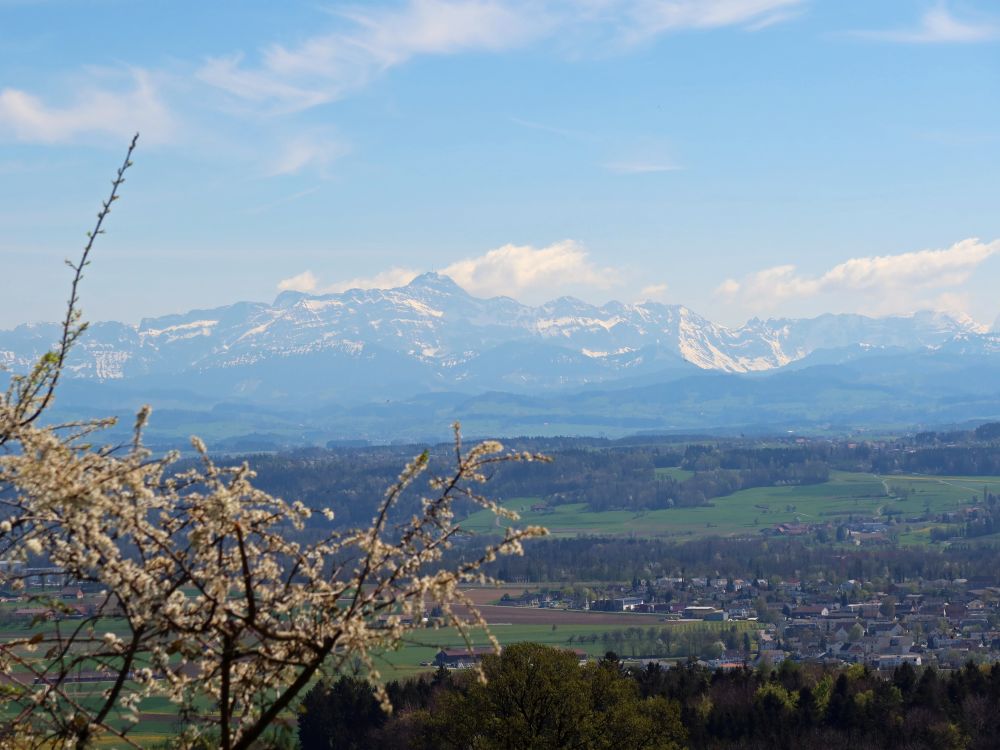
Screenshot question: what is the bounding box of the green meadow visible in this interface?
[462,471,1000,542]
[13,618,754,742]
[373,619,759,680]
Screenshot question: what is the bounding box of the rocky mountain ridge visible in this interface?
[1,273,993,403]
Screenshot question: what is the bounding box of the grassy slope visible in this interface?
[462,471,1000,542]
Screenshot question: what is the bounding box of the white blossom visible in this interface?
[0,137,551,749]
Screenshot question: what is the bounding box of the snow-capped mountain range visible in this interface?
[1,272,995,402]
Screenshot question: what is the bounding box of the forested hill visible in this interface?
[227,424,1000,528]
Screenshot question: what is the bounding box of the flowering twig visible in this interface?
[0,139,550,749]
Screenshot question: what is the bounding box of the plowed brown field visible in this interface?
[456,589,666,626]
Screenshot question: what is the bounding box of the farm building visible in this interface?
[434,646,498,668]
[613,597,645,611]
[683,606,720,619]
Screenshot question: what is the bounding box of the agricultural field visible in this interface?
[461,471,1000,542]
[374,592,758,681]
[376,620,753,677]
[0,585,756,741]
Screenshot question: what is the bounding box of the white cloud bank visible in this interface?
[280,237,999,323]
[637,283,670,302]
[440,240,618,298]
[716,237,1000,318]
[278,267,421,294]
[277,239,619,301]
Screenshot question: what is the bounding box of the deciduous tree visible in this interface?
[0,139,547,749]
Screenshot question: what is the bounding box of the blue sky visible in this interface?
[1,0,998,328]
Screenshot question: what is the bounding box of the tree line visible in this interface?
[467,534,1000,585]
[232,427,1000,524]
[236,438,833,522]
[298,645,1000,749]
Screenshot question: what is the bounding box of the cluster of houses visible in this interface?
[762,507,993,546]
[0,565,72,592]
[7,565,999,674]
[500,572,1000,670]
[763,520,893,545]
[766,584,1000,669]
[0,566,124,622]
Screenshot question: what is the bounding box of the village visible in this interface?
[4,562,1000,677]
[492,571,1000,672]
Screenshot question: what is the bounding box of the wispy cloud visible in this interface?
[0,0,808,161]
[745,6,803,32]
[852,4,999,44]
[267,134,348,177]
[199,0,550,112]
[716,238,1000,316]
[0,70,173,144]
[199,0,806,112]
[197,54,334,112]
[617,0,804,43]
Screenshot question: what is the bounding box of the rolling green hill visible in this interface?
[462,471,1000,543]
